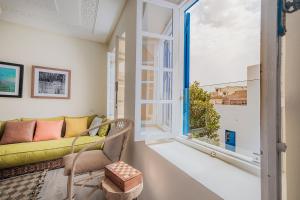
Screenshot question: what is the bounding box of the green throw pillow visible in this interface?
[98,117,110,137]
[86,115,97,127]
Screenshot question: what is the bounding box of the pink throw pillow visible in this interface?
[0,121,36,144]
[33,120,63,141]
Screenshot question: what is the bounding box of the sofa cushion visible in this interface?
[65,117,88,138]
[0,121,2,138]
[22,116,65,136]
[33,120,64,141]
[0,121,36,145]
[89,117,102,136]
[63,150,111,176]
[98,118,110,137]
[86,115,97,127]
[0,136,105,169]
[0,119,20,139]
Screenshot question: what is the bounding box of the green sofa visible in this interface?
[0,115,108,170]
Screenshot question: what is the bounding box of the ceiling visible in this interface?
[0,0,127,43]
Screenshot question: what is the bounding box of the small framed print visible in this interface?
[0,61,24,98]
[31,66,71,99]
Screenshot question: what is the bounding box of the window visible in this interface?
[107,34,126,120]
[107,50,115,120]
[182,0,261,165]
[116,35,126,119]
[136,0,281,198]
[136,0,180,140]
[136,0,261,167]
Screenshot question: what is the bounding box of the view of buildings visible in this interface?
[210,86,247,106]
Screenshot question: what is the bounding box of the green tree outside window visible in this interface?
[190,81,220,143]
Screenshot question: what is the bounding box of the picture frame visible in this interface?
[31,66,71,99]
[0,61,24,98]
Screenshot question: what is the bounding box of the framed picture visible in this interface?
[0,61,24,98]
[31,66,71,99]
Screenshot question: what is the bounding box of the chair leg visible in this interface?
[67,175,74,200]
[67,175,70,196]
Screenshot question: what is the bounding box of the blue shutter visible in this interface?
[183,12,190,135]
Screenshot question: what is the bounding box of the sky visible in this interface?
[188,0,261,87]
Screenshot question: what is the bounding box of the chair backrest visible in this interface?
[103,119,133,162]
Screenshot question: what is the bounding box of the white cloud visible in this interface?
[188,0,261,86]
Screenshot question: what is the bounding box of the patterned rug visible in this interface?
[0,170,47,200]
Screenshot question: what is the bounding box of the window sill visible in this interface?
[175,136,260,176]
[147,140,261,200]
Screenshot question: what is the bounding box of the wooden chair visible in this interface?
[63,119,133,200]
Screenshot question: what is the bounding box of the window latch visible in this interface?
[283,0,300,13]
[277,142,287,153]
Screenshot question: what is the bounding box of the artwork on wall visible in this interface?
[0,61,24,98]
[31,66,71,99]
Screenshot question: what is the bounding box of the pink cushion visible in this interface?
[0,121,36,144]
[33,120,63,142]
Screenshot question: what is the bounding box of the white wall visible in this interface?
[216,105,260,156]
[216,66,260,157]
[0,20,107,120]
[284,11,300,200]
[108,0,221,199]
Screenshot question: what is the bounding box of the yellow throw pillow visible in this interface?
[64,117,88,138]
[65,115,97,127]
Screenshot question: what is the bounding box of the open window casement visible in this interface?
[107,35,126,120]
[107,51,115,120]
[115,35,126,119]
[135,0,181,141]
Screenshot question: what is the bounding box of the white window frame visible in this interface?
[135,0,181,141]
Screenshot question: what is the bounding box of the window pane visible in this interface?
[161,71,173,100]
[141,103,153,121]
[142,2,173,36]
[142,37,173,68]
[107,52,115,120]
[162,40,173,69]
[142,70,154,81]
[141,72,173,100]
[186,0,261,163]
[161,103,172,129]
[116,36,125,118]
[141,103,172,133]
[141,83,154,100]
